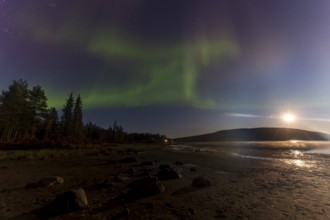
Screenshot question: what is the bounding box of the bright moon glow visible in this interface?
[282,113,296,123]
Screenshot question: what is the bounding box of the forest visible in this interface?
[0,79,167,148]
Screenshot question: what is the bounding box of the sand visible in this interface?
[0,144,329,219]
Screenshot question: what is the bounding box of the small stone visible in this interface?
[158,164,171,170]
[189,167,197,172]
[128,176,165,197]
[114,174,129,182]
[107,159,118,165]
[118,157,138,163]
[26,176,64,188]
[192,177,211,187]
[123,208,130,216]
[87,180,114,190]
[174,161,183,165]
[140,161,154,166]
[124,168,137,176]
[156,168,181,180]
[0,165,9,169]
[140,171,151,176]
[188,208,195,215]
[126,148,138,154]
[145,203,154,209]
[18,154,36,160]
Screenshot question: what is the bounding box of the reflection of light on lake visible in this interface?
[285,150,313,168]
[284,159,313,168]
[293,159,303,166]
[290,140,298,143]
[290,150,304,158]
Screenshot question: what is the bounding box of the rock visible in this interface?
[87,180,114,190]
[145,203,154,209]
[0,165,9,169]
[118,157,138,163]
[192,177,211,187]
[18,154,36,160]
[158,164,171,170]
[123,208,130,216]
[107,159,118,165]
[126,148,138,154]
[43,188,88,216]
[139,170,151,177]
[188,208,195,215]
[140,161,154,166]
[26,176,64,188]
[100,149,111,155]
[124,168,137,175]
[114,174,129,182]
[189,167,197,172]
[156,167,181,180]
[128,176,165,197]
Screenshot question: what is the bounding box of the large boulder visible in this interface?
[156,167,181,180]
[43,188,88,216]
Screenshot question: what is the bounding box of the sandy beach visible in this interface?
[0,143,329,219]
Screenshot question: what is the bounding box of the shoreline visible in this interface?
[0,144,329,219]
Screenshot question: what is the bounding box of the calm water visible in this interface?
[170,141,330,177]
[141,141,330,218]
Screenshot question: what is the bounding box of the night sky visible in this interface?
[1,0,330,138]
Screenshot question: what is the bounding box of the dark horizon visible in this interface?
[174,127,330,141]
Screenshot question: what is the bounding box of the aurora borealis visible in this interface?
[1,0,330,137]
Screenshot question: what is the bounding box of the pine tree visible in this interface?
[73,94,84,142]
[28,85,48,138]
[0,79,30,142]
[44,107,59,140]
[61,93,74,139]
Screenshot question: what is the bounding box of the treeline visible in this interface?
[0,79,167,147]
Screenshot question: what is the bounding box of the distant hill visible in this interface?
[174,127,330,142]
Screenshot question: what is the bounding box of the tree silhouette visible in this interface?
[29,85,48,139]
[73,94,84,142]
[44,107,59,141]
[0,79,167,147]
[0,79,30,142]
[61,93,74,139]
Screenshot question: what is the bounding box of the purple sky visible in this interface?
[1,0,330,138]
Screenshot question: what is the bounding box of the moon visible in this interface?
[282,113,296,123]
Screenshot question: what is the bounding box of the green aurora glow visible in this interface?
[25,17,240,109]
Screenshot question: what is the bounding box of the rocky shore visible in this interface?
[0,144,329,219]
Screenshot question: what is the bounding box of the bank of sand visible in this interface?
[0,144,329,219]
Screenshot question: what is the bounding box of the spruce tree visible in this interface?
[61,93,74,139]
[44,107,59,140]
[73,94,84,142]
[28,85,48,138]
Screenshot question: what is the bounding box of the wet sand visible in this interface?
[0,144,329,219]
